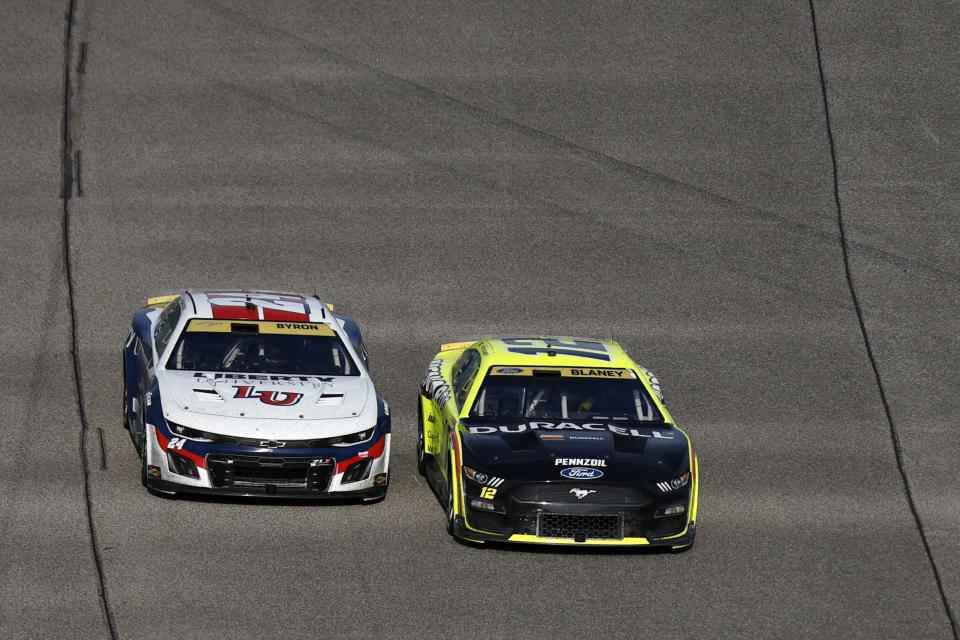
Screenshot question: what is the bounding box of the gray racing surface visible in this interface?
[2,1,957,638]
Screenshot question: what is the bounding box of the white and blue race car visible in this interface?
[123,289,390,501]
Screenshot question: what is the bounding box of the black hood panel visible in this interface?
[458,419,689,484]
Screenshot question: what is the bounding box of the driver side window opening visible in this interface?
[452,350,482,410]
[153,298,183,360]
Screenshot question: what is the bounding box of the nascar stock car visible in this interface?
[417,337,697,548]
[123,289,390,501]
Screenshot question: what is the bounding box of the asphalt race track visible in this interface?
[2,1,958,638]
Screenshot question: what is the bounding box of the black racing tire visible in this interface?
[140,444,149,488]
[122,355,130,430]
[416,400,427,477]
[445,458,456,535]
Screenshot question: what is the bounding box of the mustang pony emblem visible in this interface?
[233,385,303,406]
[569,488,597,500]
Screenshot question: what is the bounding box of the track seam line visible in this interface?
[195,0,960,283]
[60,0,118,637]
[808,2,958,637]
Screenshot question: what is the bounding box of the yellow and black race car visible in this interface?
[417,337,697,548]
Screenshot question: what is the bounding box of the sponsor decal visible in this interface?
[560,467,603,480]
[569,488,596,500]
[422,358,452,407]
[467,421,674,439]
[639,366,663,401]
[233,385,304,406]
[568,435,606,441]
[496,367,524,374]
[147,465,162,478]
[554,458,606,467]
[193,372,332,382]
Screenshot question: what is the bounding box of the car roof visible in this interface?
[179,289,332,323]
[468,336,636,369]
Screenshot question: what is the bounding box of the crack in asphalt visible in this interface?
[60,0,118,637]
[808,2,958,638]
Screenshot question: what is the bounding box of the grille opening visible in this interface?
[538,513,623,540]
[207,455,333,492]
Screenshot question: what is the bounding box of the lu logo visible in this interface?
[233,385,303,406]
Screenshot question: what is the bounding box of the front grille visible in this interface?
[512,483,648,505]
[538,513,623,540]
[192,433,370,449]
[207,454,334,492]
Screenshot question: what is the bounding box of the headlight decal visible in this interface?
[152,424,208,469]
[463,465,505,488]
[656,472,690,493]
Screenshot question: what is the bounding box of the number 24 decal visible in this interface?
[166,437,186,450]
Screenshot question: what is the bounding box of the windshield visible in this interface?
[166,319,359,376]
[468,366,662,421]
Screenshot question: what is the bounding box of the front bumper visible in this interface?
[145,422,390,500]
[452,480,696,547]
[452,515,695,548]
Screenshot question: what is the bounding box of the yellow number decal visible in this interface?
[480,487,497,499]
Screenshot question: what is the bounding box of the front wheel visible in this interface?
[416,401,427,476]
[445,458,456,535]
[140,443,149,487]
[122,356,130,430]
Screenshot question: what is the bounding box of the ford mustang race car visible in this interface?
[123,289,390,501]
[417,337,697,548]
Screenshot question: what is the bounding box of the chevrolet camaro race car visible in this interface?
[417,337,697,548]
[123,289,390,501]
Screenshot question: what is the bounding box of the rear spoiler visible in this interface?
[147,294,179,307]
[440,341,475,351]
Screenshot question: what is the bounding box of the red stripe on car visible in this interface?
[335,435,386,474]
[154,426,207,469]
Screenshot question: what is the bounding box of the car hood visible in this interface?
[156,370,377,439]
[458,419,689,484]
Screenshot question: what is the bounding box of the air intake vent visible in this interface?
[316,393,344,406]
[192,388,224,402]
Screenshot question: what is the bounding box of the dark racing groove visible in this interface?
[808,2,958,637]
[60,0,118,637]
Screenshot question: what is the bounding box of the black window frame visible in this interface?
[452,349,482,410]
